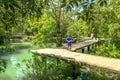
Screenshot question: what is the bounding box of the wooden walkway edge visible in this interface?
[71,39,106,51]
[71,39,98,51]
[31,48,120,74]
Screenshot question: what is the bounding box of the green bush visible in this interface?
[6,45,15,52]
[95,41,120,58]
[77,65,118,80]
[0,59,7,72]
[21,55,73,80]
[108,24,120,49]
[0,45,15,54]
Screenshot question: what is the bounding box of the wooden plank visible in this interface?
[31,48,120,73]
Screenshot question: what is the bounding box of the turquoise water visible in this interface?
[0,42,37,80]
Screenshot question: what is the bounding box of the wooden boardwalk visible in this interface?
[71,39,99,51]
[71,38,107,52]
[31,48,120,73]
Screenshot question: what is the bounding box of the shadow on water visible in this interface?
[0,41,37,80]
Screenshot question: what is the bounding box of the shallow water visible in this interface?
[0,42,37,80]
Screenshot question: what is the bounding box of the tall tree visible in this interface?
[28,0,77,47]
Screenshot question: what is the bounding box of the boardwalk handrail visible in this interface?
[31,48,120,74]
[71,39,102,51]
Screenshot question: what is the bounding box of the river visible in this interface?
[0,41,37,80]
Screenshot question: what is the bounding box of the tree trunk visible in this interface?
[0,36,4,45]
[56,20,62,47]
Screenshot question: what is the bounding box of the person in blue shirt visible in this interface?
[66,35,73,50]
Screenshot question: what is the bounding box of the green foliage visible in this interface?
[20,54,119,80]
[28,13,56,47]
[0,45,15,54]
[7,45,15,52]
[97,0,108,6]
[78,65,118,80]
[0,0,48,43]
[67,19,87,38]
[94,41,120,58]
[21,55,73,80]
[0,59,7,72]
[0,28,10,45]
[0,28,5,37]
[108,23,120,49]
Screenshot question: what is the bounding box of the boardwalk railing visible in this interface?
[71,39,98,51]
[71,38,106,52]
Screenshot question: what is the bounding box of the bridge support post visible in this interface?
[82,48,84,53]
[98,40,101,46]
[92,44,94,49]
[72,63,79,80]
[95,43,97,47]
[41,55,47,71]
[88,45,90,51]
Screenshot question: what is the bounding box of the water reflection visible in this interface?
[10,55,26,80]
[10,56,17,67]
[0,42,34,80]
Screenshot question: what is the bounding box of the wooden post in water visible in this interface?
[72,63,79,80]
